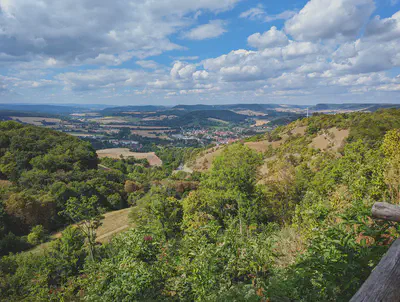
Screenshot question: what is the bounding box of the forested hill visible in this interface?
[2,109,400,301]
[0,121,98,181]
[0,121,126,251]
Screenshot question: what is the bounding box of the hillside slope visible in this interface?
[3,109,400,301]
[189,108,400,173]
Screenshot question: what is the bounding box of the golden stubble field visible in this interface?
[96,148,163,166]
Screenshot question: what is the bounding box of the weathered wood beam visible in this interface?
[351,202,400,301]
[350,238,400,302]
[372,202,400,223]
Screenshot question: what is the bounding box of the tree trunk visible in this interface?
[350,238,400,302]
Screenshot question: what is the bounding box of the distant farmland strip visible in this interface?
[96,148,163,166]
[100,125,171,129]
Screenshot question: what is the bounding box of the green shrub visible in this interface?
[27,225,47,246]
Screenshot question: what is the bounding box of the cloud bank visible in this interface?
[1,0,400,104]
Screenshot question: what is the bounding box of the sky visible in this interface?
[1,0,400,105]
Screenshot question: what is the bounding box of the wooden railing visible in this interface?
[350,202,400,302]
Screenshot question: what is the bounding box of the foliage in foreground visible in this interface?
[2,110,400,301]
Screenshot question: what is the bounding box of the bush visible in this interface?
[27,225,47,246]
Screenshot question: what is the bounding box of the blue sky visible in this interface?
[1,0,400,105]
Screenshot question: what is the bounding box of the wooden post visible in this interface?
[350,238,400,302]
[350,202,400,302]
[372,202,400,223]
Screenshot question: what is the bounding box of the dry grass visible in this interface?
[190,138,284,172]
[96,208,132,242]
[245,140,283,153]
[96,148,162,166]
[190,125,316,172]
[311,127,349,151]
[0,180,12,188]
[257,156,277,180]
[290,126,307,136]
[29,208,132,254]
[273,227,306,268]
[190,146,225,171]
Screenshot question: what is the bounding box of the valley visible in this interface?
[2,104,400,301]
[2,0,400,300]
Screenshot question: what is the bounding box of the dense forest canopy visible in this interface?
[0,122,124,252]
[1,109,400,301]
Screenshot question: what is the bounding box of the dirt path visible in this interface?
[98,164,112,171]
[95,208,131,242]
[29,207,132,254]
[97,225,130,242]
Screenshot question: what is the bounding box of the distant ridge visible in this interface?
[1,103,400,117]
[0,104,86,114]
[311,103,400,112]
[171,103,306,112]
[101,105,168,113]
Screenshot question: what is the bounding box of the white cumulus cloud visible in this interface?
[285,0,375,41]
[182,20,227,40]
[248,27,289,49]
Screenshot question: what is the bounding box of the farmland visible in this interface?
[2,103,390,157]
[0,104,308,153]
[96,148,163,166]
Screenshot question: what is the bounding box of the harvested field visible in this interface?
[142,115,177,121]
[131,129,173,139]
[311,128,349,151]
[122,111,157,115]
[70,113,100,117]
[70,133,104,138]
[252,119,270,127]
[89,117,128,124]
[235,110,267,116]
[101,125,171,130]
[96,148,162,166]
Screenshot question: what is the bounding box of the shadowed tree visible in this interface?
[60,196,104,261]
